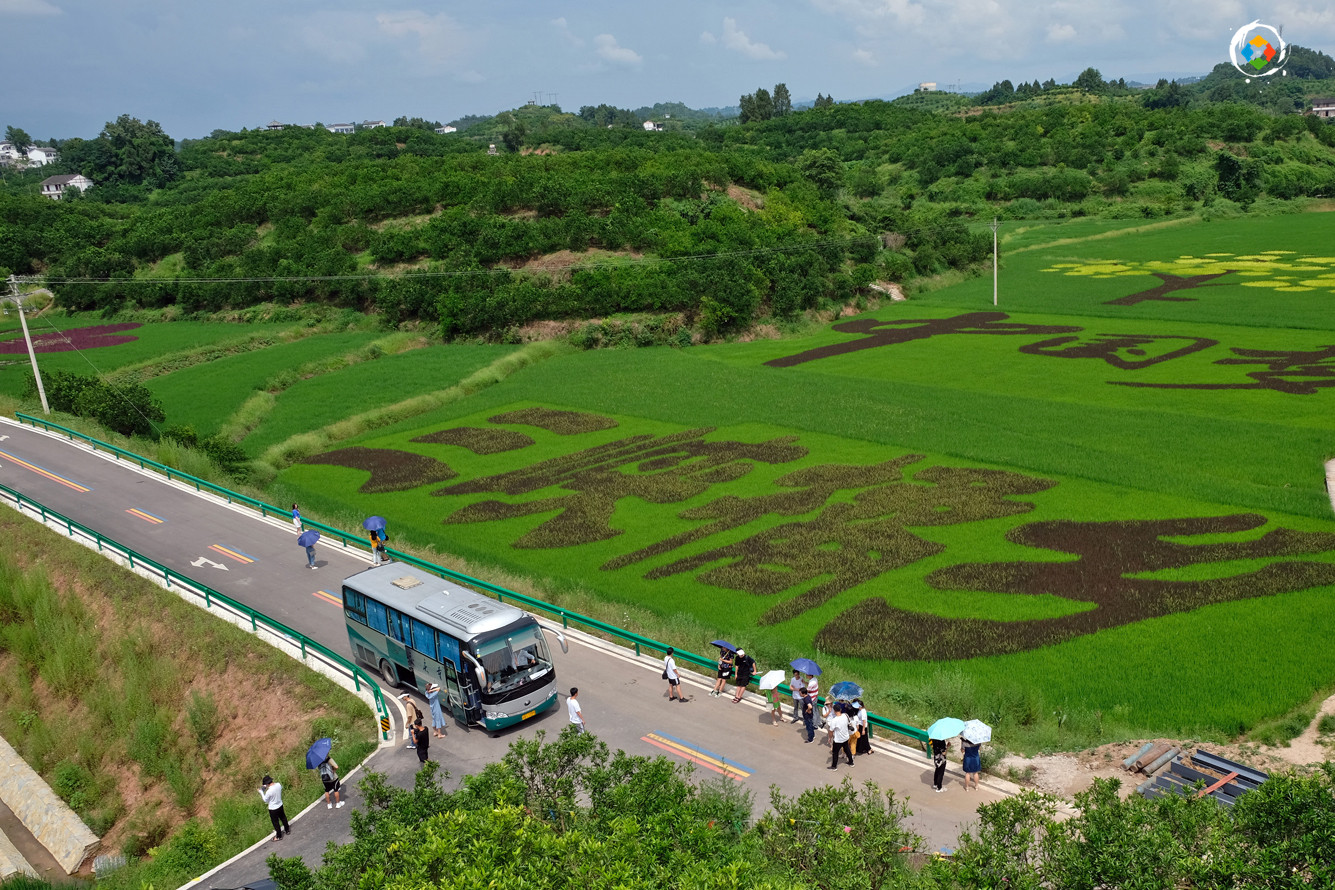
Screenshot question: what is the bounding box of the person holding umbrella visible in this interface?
[306,737,344,809]
[710,641,735,698]
[960,719,991,791]
[927,718,966,793]
[364,517,388,566]
[758,670,787,725]
[298,529,320,570]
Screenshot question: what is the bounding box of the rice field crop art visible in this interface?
[283,400,1335,735]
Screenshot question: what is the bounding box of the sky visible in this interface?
[2,0,1333,142]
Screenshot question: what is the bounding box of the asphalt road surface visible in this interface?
[0,418,1016,883]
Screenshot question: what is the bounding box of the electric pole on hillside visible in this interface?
[6,274,50,414]
[991,218,999,306]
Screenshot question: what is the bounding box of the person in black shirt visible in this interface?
[731,649,757,703]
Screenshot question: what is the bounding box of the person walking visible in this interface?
[663,648,687,703]
[259,775,289,841]
[931,738,950,792]
[790,671,804,723]
[828,705,854,771]
[412,718,429,764]
[769,686,784,726]
[369,529,384,566]
[853,700,873,756]
[801,687,817,743]
[731,649,756,703]
[318,756,343,809]
[400,694,422,747]
[962,739,982,790]
[291,504,302,531]
[567,687,586,733]
[426,683,447,738]
[711,650,733,697]
[305,543,317,570]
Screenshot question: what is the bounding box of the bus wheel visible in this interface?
[379,659,397,686]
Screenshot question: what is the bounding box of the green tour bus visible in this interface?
[342,562,566,733]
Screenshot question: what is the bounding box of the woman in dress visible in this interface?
[426,683,447,738]
[961,738,982,790]
[853,700,872,756]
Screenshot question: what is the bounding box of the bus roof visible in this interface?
[343,563,531,639]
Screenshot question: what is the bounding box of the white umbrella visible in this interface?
[757,670,787,691]
[961,719,992,744]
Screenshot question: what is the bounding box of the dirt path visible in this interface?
[999,690,1335,800]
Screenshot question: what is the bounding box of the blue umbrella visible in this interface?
[305,737,332,769]
[830,681,863,701]
[928,717,966,741]
[362,516,387,532]
[790,658,822,676]
[297,529,320,548]
[710,640,737,652]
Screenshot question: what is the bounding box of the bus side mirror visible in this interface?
[461,651,487,690]
[542,626,569,654]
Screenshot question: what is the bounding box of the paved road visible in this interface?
[0,418,1015,883]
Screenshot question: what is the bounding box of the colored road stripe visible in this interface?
[312,589,341,606]
[641,731,753,780]
[0,449,91,492]
[125,508,165,524]
[209,544,256,564]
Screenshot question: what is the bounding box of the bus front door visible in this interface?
[441,660,468,726]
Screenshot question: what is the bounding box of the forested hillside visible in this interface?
[4,92,1335,340]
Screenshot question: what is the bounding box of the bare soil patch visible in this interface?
[726,184,764,211]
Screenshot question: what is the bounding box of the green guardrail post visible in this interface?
[300,638,307,659]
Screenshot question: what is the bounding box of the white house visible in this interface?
[642,120,662,131]
[26,145,59,166]
[362,119,386,129]
[326,123,355,134]
[918,82,938,91]
[0,142,21,161]
[40,173,94,200]
[1312,98,1335,120]
[434,125,457,134]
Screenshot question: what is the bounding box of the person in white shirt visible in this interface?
[259,775,289,841]
[853,700,872,756]
[567,687,586,733]
[828,705,854,771]
[663,647,687,703]
[790,672,804,723]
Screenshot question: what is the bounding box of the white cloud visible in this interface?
[1046,23,1077,42]
[295,12,371,64]
[0,0,61,15]
[852,47,877,65]
[720,17,786,60]
[809,0,927,31]
[699,30,717,44]
[594,33,642,65]
[551,16,584,48]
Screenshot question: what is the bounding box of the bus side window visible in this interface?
[366,600,388,635]
[387,609,407,643]
[343,588,367,624]
[411,619,436,661]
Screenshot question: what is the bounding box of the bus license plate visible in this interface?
[522,710,536,720]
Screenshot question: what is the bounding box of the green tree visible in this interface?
[772,83,793,117]
[1074,67,1106,92]
[813,92,835,109]
[498,112,527,152]
[5,125,32,153]
[796,147,845,195]
[94,115,181,187]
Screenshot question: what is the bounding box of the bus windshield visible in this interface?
[472,623,553,697]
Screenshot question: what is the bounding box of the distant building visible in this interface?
[26,145,59,166]
[265,120,286,131]
[326,123,356,134]
[40,173,94,200]
[362,119,386,129]
[434,125,457,134]
[0,142,21,161]
[487,143,498,155]
[642,120,662,131]
[917,82,938,92]
[1312,98,1335,119]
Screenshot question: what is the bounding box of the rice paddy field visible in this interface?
[9,212,1335,747]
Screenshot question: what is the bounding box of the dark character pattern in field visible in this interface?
[304,446,457,493]
[818,514,1335,660]
[411,426,536,454]
[1103,271,1237,306]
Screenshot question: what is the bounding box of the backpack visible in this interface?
[318,759,335,781]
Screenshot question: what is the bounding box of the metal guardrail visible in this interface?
[12,413,928,747]
[0,472,390,741]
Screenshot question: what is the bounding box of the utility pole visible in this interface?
[991,218,999,306]
[6,275,50,414]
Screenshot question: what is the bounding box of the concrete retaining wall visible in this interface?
[0,735,97,874]
[0,825,36,881]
